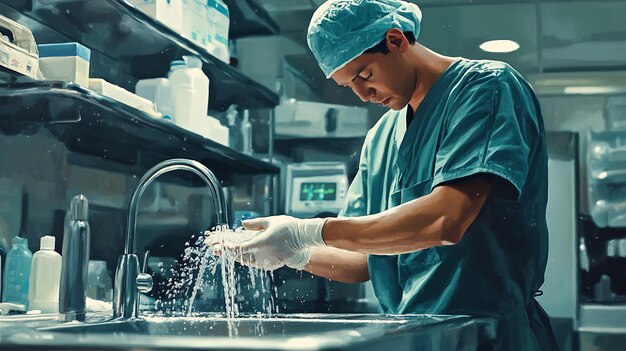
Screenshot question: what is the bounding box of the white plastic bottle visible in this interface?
[135,78,173,120]
[28,236,62,313]
[169,56,209,134]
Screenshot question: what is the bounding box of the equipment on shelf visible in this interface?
[284,162,348,219]
[275,99,369,138]
[0,14,38,79]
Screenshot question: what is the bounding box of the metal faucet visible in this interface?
[113,158,229,319]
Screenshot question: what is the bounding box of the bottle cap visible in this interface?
[11,236,26,247]
[182,55,202,68]
[40,235,55,250]
[170,60,186,68]
[70,194,89,221]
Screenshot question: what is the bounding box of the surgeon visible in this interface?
[207,0,558,349]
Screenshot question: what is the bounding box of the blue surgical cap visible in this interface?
[307,0,422,78]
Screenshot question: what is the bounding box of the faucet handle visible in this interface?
[137,250,153,294]
[136,273,153,294]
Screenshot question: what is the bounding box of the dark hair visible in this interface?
[363,31,416,55]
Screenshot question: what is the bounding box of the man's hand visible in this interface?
[205,215,326,271]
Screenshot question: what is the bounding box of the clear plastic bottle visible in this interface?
[169,56,209,134]
[2,237,32,308]
[241,109,253,155]
[28,236,62,313]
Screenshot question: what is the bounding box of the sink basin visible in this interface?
[42,314,413,337]
[3,313,496,351]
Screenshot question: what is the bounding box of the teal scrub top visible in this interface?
[339,59,557,350]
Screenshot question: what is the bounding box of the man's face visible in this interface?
[331,47,415,111]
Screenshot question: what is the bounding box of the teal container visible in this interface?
[2,236,32,308]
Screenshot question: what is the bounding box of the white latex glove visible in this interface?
[205,216,325,271]
[283,247,312,270]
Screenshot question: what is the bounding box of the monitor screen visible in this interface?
[300,182,337,201]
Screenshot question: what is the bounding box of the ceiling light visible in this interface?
[563,86,625,95]
[479,40,520,53]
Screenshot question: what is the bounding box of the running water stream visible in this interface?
[155,226,277,336]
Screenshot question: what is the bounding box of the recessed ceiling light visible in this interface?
[564,86,625,94]
[479,40,520,53]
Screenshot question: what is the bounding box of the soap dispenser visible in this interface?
[2,236,32,308]
[28,235,62,313]
[59,195,90,322]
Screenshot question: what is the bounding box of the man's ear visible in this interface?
[386,28,408,53]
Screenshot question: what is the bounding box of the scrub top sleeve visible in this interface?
[432,71,534,199]
[339,138,369,218]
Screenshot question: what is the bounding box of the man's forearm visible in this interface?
[303,247,369,283]
[322,176,493,255]
[322,194,451,255]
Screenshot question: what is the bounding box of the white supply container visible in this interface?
[169,56,209,133]
[89,78,158,117]
[202,115,229,146]
[28,236,62,313]
[275,100,370,138]
[135,78,173,119]
[129,0,183,35]
[206,0,229,62]
[0,15,39,79]
[38,42,90,86]
[182,0,208,48]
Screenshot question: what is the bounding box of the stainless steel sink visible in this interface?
[41,314,413,337]
[2,313,496,351]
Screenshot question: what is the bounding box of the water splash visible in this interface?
[154,226,277,337]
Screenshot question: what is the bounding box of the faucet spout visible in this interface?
[124,159,228,255]
[113,158,229,319]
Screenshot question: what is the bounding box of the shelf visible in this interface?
[275,135,366,142]
[0,0,279,110]
[0,75,279,179]
[224,0,279,38]
[579,304,626,332]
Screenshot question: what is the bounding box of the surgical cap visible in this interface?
[307,0,422,78]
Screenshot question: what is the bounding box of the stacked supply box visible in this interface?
[206,0,230,62]
[182,0,208,48]
[38,42,91,86]
[129,0,183,34]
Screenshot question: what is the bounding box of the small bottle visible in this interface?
[241,109,252,155]
[28,236,62,313]
[226,104,240,151]
[2,237,32,308]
